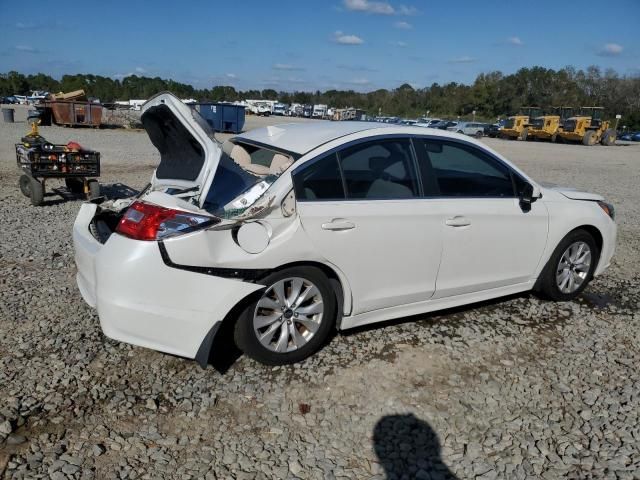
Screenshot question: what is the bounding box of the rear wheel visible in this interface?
[234,267,336,365]
[601,129,616,146]
[551,133,557,143]
[582,130,597,146]
[537,229,599,301]
[475,130,483,138]
[88,179,100,199]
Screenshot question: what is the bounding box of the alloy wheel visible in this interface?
[253,277,324,353]
[556,241,592,294]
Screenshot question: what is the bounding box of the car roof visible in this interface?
[235,121,396,155]
[235,121,486,155]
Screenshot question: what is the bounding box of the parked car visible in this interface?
[447,121,486,138]
[73,93,617,366]
[619,131,640,141]
[415,118,442,128]
[486,120,508,138]
[430,120,458,130]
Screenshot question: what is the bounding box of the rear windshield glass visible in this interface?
[203,141,293,218]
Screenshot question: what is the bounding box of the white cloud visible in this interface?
[344,0,394,14]
[447,56,476,64]
[135,66,146,73]
[343,0,417,15]
[15,45,37,52]
[349,78,371,85]
[507,36,523,46]
[226,73,237,79]
[333,31,364,45]
[392,41,408,47]
[273,63,304,71]
[597,43,623,57]
[397,5,418,15]
[394,21,412,29]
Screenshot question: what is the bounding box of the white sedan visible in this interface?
[73,93,616,366]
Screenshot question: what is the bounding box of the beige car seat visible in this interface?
[230,144,270,176]
[269,153,293,175]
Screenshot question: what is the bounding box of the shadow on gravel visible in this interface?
[33,183,139,205]
[342,292,529,338]
[374,414,457,479]
[99,182,139,199]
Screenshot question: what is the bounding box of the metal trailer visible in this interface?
[16,125,101,206]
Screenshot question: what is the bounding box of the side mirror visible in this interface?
[520,182,535,212]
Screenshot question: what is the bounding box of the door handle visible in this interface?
[445,216,471,227]
[321,219,356,231]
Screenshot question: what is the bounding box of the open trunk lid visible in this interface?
[141,92,220,206]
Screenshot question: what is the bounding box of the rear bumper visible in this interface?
[72,203,264,359]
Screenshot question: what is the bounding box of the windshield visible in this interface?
[202,141,292,218]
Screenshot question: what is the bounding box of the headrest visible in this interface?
[270,153,293,174]
[369,156,391,172]
[230,144,251,165]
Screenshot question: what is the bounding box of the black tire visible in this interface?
[520,127,528,141]
[601,129,616,146]
[582,130,596,146]
[234,266,337,365]
[537,229,599,301]
[29,177,44,206]
[65,178,84,194]
[551,133,557,143]
[475,130,483,138]
[88,180,100,199]
[19,174,31,197]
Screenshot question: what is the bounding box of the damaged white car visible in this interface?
[73,92,616,366]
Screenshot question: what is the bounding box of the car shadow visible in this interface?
[206,292,539,375]
[373,413,458,479]
[99,183,140,199]
[341,291,532,337]
[38,182,139,206]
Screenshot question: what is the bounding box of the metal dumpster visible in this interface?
[195,103,245,134]
[45,101,103,127]
[2,108,15,123]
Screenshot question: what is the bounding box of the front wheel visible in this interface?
[19,174,31,197]
[537,229,599,301]
[234,267,336,365]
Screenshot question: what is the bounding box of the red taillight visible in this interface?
[116,201,215,241]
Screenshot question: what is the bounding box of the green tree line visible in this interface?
[2,66,639,128]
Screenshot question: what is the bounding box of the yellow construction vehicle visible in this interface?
[527,106,574,142]
[499,107,541,140]
[556,107,616,146]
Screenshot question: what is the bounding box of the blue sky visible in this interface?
[1,0,638,92]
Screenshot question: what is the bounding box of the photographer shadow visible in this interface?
[373,414,458,480]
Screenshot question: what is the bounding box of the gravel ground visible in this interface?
[1,116,639,480]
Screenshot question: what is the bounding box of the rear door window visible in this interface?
[338,139,419,199]
[293,153,345,201]
[417,140,515,197]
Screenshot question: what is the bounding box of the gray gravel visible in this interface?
[1,117,639,479]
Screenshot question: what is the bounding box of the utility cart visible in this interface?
[16,122,101,206]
